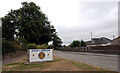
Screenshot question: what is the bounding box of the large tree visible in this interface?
[2,15,16,40]
[53,33,62,49]
[2,2,57,45]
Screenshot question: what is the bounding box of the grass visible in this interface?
[3,57,62,71]
[45,59,62,63]
[4,63,22,66]
[11,63,43,70]
[72,61,108,71]
[9,59,62,70]
[3,62,45,70]
[2,56,111,71]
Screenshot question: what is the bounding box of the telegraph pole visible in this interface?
[91,32,92,40]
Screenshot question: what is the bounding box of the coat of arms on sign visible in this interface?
[38,52,45,59]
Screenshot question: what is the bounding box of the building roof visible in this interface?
[86,41,92,45]
[111,36,120,45]
[86,37,111,45]
[111,36,120,41]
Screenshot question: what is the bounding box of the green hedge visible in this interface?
[37,44,54,49]
[37,44,48,49]
[27,44,37,49]
[27,44,54,49]
[47,45,54,49]
[2,40,17,55]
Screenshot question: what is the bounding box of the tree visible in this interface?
[53,33,62,49]
[2,2,56,45]
[80,40,86,47]
[70,40,80,47]
[2,15,16,40]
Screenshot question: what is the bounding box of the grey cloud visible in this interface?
[55,2,118,45]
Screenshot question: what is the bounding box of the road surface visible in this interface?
[53,50,119,71]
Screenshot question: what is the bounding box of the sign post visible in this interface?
[29,49,53,62]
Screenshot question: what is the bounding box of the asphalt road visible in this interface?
[53,50,119,71]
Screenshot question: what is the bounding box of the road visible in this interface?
[53,50,119,71]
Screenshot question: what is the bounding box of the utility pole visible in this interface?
[91,32,92,40]
[91,32,93,46]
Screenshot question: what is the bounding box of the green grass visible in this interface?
[4,62,44,70]
[4,63,23,66]
[3,57,112,71]
[11,63,43,70]
[3,58,62,70]
[45,59,62,63]
[72,62,108,71]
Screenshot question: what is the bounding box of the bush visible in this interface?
[2,40,16,55]
[70,40,80,47]
[16,37,28,49]
[80,40,86,47]
[48,45,54,49]
[37,44,48,49]
[13,41,22,49]
[27,44,37,49]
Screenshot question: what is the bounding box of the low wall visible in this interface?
[89,50,120,55]
[59,47,91,52]
[58,45,120,55]
[2,49,27,60]
[91,45,120,50]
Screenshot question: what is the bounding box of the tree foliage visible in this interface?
[2,15,16,40]
[80,40,86,47]
[53,34,62,49]
[70,40,80,47]
[2,2,58,45]
[70,40,86,47]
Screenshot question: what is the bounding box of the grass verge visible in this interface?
[2,56,109,71]
[71,61,107,71]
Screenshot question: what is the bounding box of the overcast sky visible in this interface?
[0,0,119,45]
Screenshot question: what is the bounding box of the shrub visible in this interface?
[21,44,28,49]
[37,44,48,49]
[48,45,54,49]
[27,44,37,49]
[2,40,16,55]
[13,41,22,49]
[16,37,28,49]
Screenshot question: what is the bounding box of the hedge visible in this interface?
[27,44,37,49]
[2,40,17,55]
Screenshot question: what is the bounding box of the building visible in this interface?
[86,37,111,46]
[111,36,120,45]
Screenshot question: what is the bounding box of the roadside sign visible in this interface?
[29,49,53,62]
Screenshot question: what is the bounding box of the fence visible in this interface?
[58,45,120,55]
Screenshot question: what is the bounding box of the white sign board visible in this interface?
[29,49,53,62]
